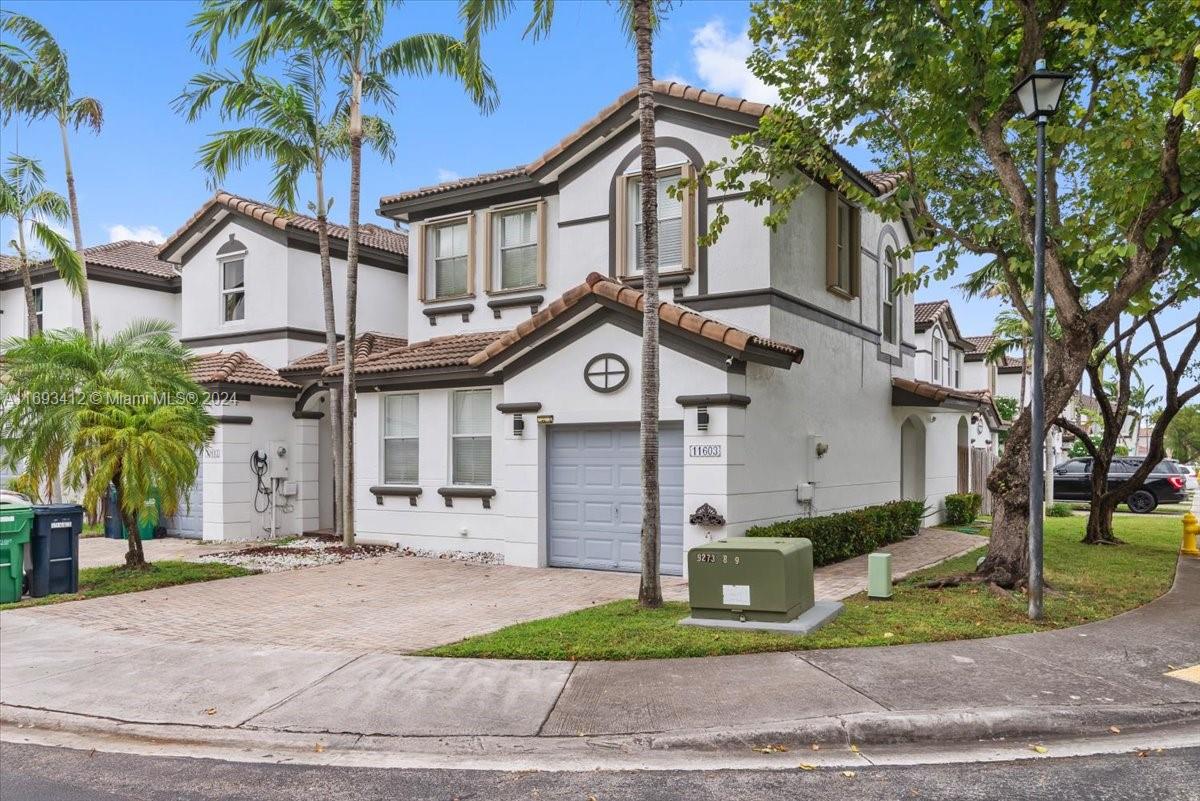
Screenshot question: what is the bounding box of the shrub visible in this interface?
[943,493,982,525]
[746,500,925,567]
[1047,502,1074,517]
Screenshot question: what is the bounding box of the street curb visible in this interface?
[638,703,1200,751]
[5,702,1198,765]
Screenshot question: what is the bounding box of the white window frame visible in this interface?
[953,350,962,388]
[381,393,419,485]
[616,162,696,278]
[450,389,492,486]
[219,254,246,324]
[31,286,44,332]
[420,214,474,302]
[932,328,944,382]
[486,201,546,294]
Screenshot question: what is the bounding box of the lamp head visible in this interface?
[1013,64,1072,120]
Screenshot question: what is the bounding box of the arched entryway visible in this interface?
[900,415,926,502]
[957,416,970,494]
[295,383,336,532]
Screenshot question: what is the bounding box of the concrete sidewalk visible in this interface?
[2,557,1196,762]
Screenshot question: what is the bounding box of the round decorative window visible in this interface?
[583,353,630,393]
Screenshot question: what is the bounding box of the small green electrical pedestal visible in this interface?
[867,552,893,600]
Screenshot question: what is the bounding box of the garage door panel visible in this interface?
[547,424,683,576]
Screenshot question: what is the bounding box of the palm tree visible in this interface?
[0,12,102,339]
[175,52,396,540]
[190,0,497,546]
[0,154,83,337]
[460,0,670,607]
[70,399,212,568]
[0,320,205,559]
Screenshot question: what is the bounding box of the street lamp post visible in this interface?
[1013,62,1071,621]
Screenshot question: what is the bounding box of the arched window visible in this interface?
[216,234,247,323]
[932,327,945,382]
[882,247,898,344]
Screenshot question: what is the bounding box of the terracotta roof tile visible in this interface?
[469,272,803,369]
[280,332,409,375]
[190,351,298,390]
[913,300,949,327]
[159,192,408,260]
[964,334,997,356]
[382,81,887,207]
[1,241,177,281]
[892,377,1001,422]
[328,330,506,377]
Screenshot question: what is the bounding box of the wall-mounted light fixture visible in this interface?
[697,406,709,432]
[513,414,525,436]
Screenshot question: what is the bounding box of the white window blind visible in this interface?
[32,286,44,332]
[429,221,469,298]
[452,390,491,486]
[932,331,944,381]
[628,172,684,273]
[496,207,538,289]
[383,394,419,484]
[222,259,245,321]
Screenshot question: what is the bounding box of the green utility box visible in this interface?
[1,496,35,604]
[688,537,814,622]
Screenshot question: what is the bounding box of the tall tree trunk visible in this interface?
[18,259,38,337]
[340,67,363,548]
[634,0,662,609]
[313,153,343,540]
[1084,490,1120,544]
[59,117,93,340]
[980,332,1092,586]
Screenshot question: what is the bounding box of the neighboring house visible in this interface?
[291,80,1002,577]
[0,241,180,341]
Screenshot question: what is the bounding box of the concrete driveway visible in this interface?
[39,528,980,654]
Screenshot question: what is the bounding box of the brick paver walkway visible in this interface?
[33,528,982,653]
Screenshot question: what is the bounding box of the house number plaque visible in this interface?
[688,444,721,458]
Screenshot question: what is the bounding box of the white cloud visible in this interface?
[107,224,164,244]
[689,19,779,105]
[436,168,461,183]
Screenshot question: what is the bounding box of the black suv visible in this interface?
[1053,456,1187,513]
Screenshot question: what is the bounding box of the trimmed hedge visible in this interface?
[944,493,982,526]
[745,500,924,567]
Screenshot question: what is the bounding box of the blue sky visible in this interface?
[2,1,1188,403]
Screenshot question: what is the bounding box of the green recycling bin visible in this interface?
[105,485,158,541]
[1,494,35,603]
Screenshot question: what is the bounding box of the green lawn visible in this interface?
[425,513,1184,661]
[0,561,255,611]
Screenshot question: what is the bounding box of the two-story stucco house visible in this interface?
[287,81,1003,578]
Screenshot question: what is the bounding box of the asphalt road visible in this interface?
[1,743,1197,801]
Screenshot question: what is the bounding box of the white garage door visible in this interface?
[547,423,683,575]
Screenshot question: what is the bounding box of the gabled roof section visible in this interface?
[469,272,803,371]
[190,350,299,392]
[1,241,177,282]
[913,298,972,348]
[281,332,409,376]
[964,334,996,358]
[158,191,408,263]
[379,81,903,214]
[328,330,506,377]
[891,377,1002,429]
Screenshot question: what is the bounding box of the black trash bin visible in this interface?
[29,504,83,597]
[104,485,123,539]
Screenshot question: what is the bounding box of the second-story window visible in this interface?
[221,258,245,322]
[826,189,861,297]
[932,329,944,382]
[425,217,472,300]
[617,164,695,277]
[488,203,544,292]
[31,287,44,332]
[882,248,898,344]
[953,351,962,388]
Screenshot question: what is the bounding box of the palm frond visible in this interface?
[30,219,84,293]
[373,33,499,114]
[66,95,103,133]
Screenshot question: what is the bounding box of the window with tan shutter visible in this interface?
[485,201,546,293]
[825,189,860,297]
[617,163,696,277]
[420,215,474,302]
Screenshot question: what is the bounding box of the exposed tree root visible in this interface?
[1082,535,1126,545]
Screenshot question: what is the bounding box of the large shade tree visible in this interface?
[175,51,396,540]
[460,0,673,608]
[0,11,102,339]
[697,1,1199,588]
[0,154,83,338]
[190,0,497,546]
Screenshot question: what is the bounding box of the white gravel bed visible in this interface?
[198,537,504,573]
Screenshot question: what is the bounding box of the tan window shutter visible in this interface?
[615,174,629,276]
[682,163,697,272]
[849,205,862,297]
[466,212,476,295]
[825,189,838,290]
[483,211,494,294]
[536,199,548,286]
[414,223,426,302]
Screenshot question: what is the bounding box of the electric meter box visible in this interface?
[687,537,814,623]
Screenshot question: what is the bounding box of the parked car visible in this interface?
[1052,456,1187,513]
[1169,461,1198,493]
